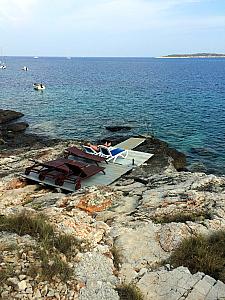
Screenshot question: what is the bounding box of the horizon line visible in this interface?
[4,55,157,58]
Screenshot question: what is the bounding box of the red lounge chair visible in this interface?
[64,146,107,165]
[25,158,105,190]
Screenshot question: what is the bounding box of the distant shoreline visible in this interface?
[157,56,225,59]
[157,53,225,59]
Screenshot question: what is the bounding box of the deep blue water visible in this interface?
[1,56,225,174]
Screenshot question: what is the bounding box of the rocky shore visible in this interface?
[0,109,225,299]
[0,109,62,151]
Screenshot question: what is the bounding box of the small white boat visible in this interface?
[33,83,45,90]
[0,49,7,68]
[34,56,39,59]
[22,66,29,71]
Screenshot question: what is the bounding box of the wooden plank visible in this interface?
[115,137,146,150]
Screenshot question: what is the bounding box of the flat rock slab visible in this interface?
[0,109,24,124]
[111,222,168,269]
[106,126,133,132]
[6,122,29,132]
[75,252,119,300]
[137,266,225,300]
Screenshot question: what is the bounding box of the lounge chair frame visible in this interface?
[98,145,128,163]
[64,146,107,165]
[83,145,100,156]
[25,158,105,190]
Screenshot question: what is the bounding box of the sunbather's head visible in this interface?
[103,141,111,147]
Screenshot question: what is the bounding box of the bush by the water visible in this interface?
[169,231,225,282]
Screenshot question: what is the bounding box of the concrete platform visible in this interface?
[115,137,146,150]
[113,150,153,166]
[23,163,133,192]
[23,138,153,193]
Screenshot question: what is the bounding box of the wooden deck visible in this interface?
[23,137,153,192]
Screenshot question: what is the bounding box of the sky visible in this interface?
[0,0,224,57]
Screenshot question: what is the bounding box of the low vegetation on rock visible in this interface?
[152,210,212,224]
[0,212,85,284]
[169,231,225,282]
[116,283,144,300]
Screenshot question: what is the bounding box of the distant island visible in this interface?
[157,53,225,58]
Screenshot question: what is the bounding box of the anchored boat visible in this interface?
[33,83,45,90]
[0,48,7,69]
[22,66,29,71]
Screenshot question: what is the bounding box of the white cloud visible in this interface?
[0,0,223,32]
[54,0,224,33]
[0,0,37,26]
[54,0,180,31]
[168,15,225,29]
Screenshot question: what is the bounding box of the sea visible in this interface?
[1,56,225,175]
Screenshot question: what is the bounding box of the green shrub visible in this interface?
[0,213,54,241]
[152,210,211,224]
[169,231,225,282]
[0,213,83,255]
[116,283,144,300]
[0,212,84,283]
[53,234,83,257]
[38,248,73,281]
[0,264,14,285]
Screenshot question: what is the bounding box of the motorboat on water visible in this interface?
[22,66,29,71]
[33,83,45,90]
[0,49,7,69]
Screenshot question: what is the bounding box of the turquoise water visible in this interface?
[1,57,225,174]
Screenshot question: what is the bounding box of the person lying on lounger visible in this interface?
[86,141,111,152]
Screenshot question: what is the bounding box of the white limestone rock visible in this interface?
[113,182,145,193]
[110,195,140,214]
[17,280,27,291]
[119,263,138,284]
[111,222,168,269]
[159,223,192,252]
[137,267,225,300]
[75,252,119,300]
